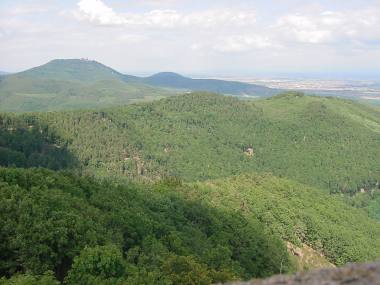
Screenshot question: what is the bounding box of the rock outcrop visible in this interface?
[222,260,380,285]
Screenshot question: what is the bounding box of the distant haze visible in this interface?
[1,0,380,78]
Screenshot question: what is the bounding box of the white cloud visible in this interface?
[118,34,147,43]
[77,0,127,25]
[2,0,380,74]
[276,8,380,45]
[214,35,278,53]
[76,0,256,28]
[181,9,256,28]
[276,14,333,44]
[190,43,202,51]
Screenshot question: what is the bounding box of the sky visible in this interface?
[1,0,380,77]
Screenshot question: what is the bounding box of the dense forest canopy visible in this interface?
[0,168,292,284]
[0,91,379,284]
[190,173,380,265]
[20,92,379,193]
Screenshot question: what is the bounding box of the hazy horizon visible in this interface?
[1,58,379,81]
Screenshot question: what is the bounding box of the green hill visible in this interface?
[0,59,279,112]
[1,92,379,216]
[1,92,380,284]
[17,59,134,82]
[19,92,377,192]
[0,59,179,112]
[141,72,277,97]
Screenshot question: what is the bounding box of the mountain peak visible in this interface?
[47,58,102,66]
[18,58,125,82]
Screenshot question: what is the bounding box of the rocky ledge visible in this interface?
[223,260,380,285]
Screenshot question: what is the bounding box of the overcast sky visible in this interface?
[1,0,380,77]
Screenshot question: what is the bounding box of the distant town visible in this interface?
[209,77,380,101]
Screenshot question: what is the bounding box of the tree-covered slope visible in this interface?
[3,92,378,218]
[188,173,380,266]
[1,92,380,284]
[0,114,77,169]
[24,92,379,193]
[1,168,379,284]
[0,167,291,284]
[0,59,178,112]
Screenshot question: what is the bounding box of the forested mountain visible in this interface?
[17,59,135,82]
[16,92,378,193]
[140,72,277,96]
[1,92,380,284]
[0,59,278,112]
[0,59,178,112]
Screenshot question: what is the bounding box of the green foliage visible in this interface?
[1,92,380,284]
[0,271,59,285]
[188,173,380,265]
[0,115,77,169]
[21,92,379,194]
[0,168,102,278]
[65,245,125,285]
[344,188,380,220]
[0,167,290,284]
[161,255,211,285]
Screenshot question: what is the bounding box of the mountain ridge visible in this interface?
[1,91,380,284]
[3,91,379,198]
[140,71,277,96]
[0,59,279,112]
[0,59,179,112]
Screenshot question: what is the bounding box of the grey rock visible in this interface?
[222,261,380,285]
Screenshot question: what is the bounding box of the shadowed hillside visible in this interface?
[0,168,292,284]
[0,114,78,170]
